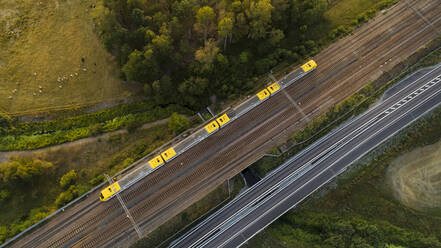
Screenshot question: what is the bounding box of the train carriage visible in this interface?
[99,60,317,201]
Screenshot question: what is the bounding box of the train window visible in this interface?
[161,147,177,161]
[108,188,112,192]
[256,89,270,100]
[100,193,104,199]
[216,114,230,127]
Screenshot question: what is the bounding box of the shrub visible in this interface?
[329,25,352,40]
[89,175,105,186]
[0,225,7,244]
[125,115,143,133]
[89,123,104,136]
[59,170,77,189]
[55,187,74,207]
[0,189,10,202]
[55,184,89,207]
[0,157,54,185]
[168,113,190,134]
[107,133,122,144]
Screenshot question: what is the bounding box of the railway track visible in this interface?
[9,1,441,247]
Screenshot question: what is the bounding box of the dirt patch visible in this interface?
[387,141,441,212]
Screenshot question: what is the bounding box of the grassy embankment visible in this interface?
[245,99,441,248]
[0,101,193,151]
[0,0,132,115]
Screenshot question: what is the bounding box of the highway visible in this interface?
[5,1,441,247]
[170,65,441,248]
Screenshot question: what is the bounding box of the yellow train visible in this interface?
[99,113,232,202]
[301,60,317,72]
[99,60,317,202]
[100,182,121,201]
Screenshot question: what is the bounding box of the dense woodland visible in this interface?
[99,0,328,109]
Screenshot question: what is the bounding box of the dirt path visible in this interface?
[0,118,169,163]
[387,140,441,211]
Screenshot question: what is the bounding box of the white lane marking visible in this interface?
[219,87,441,248]
[383,77,441,114]
[205,83,441,248]
[189,93,403,247]
[173,70,441,247]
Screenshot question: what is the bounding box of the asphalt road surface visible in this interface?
[170,65,441,248]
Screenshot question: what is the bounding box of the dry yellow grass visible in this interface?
[0,0,133,115]
[325,0,391,27]
[387,140,441,211]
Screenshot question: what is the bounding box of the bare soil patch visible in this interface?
[387,141,441,211]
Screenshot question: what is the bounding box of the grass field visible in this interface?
[0,0,133,115]
[325,0,394,27]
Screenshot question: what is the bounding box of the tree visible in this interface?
[168,113,190,133]
[268,29,285,46]
[122,49,159,84]
[195,6,216,40]
[218,17,234,49]
[271,0,290,28]
[0,189,10,203]
[125,115,142,132]
[291,0,328,26]
[55,185,88,207]
[152,75,175,105]
[231,1,242,13]
[59,170,77,189]
[152,33,173,57]
[0,157,54,185]
[195,39,220,64]
[178,77,209,108]
[247,0,274,39]
[131,8,145,27]
[122,50,146,82]
[172,0,196,20]
[239,51,251,64]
